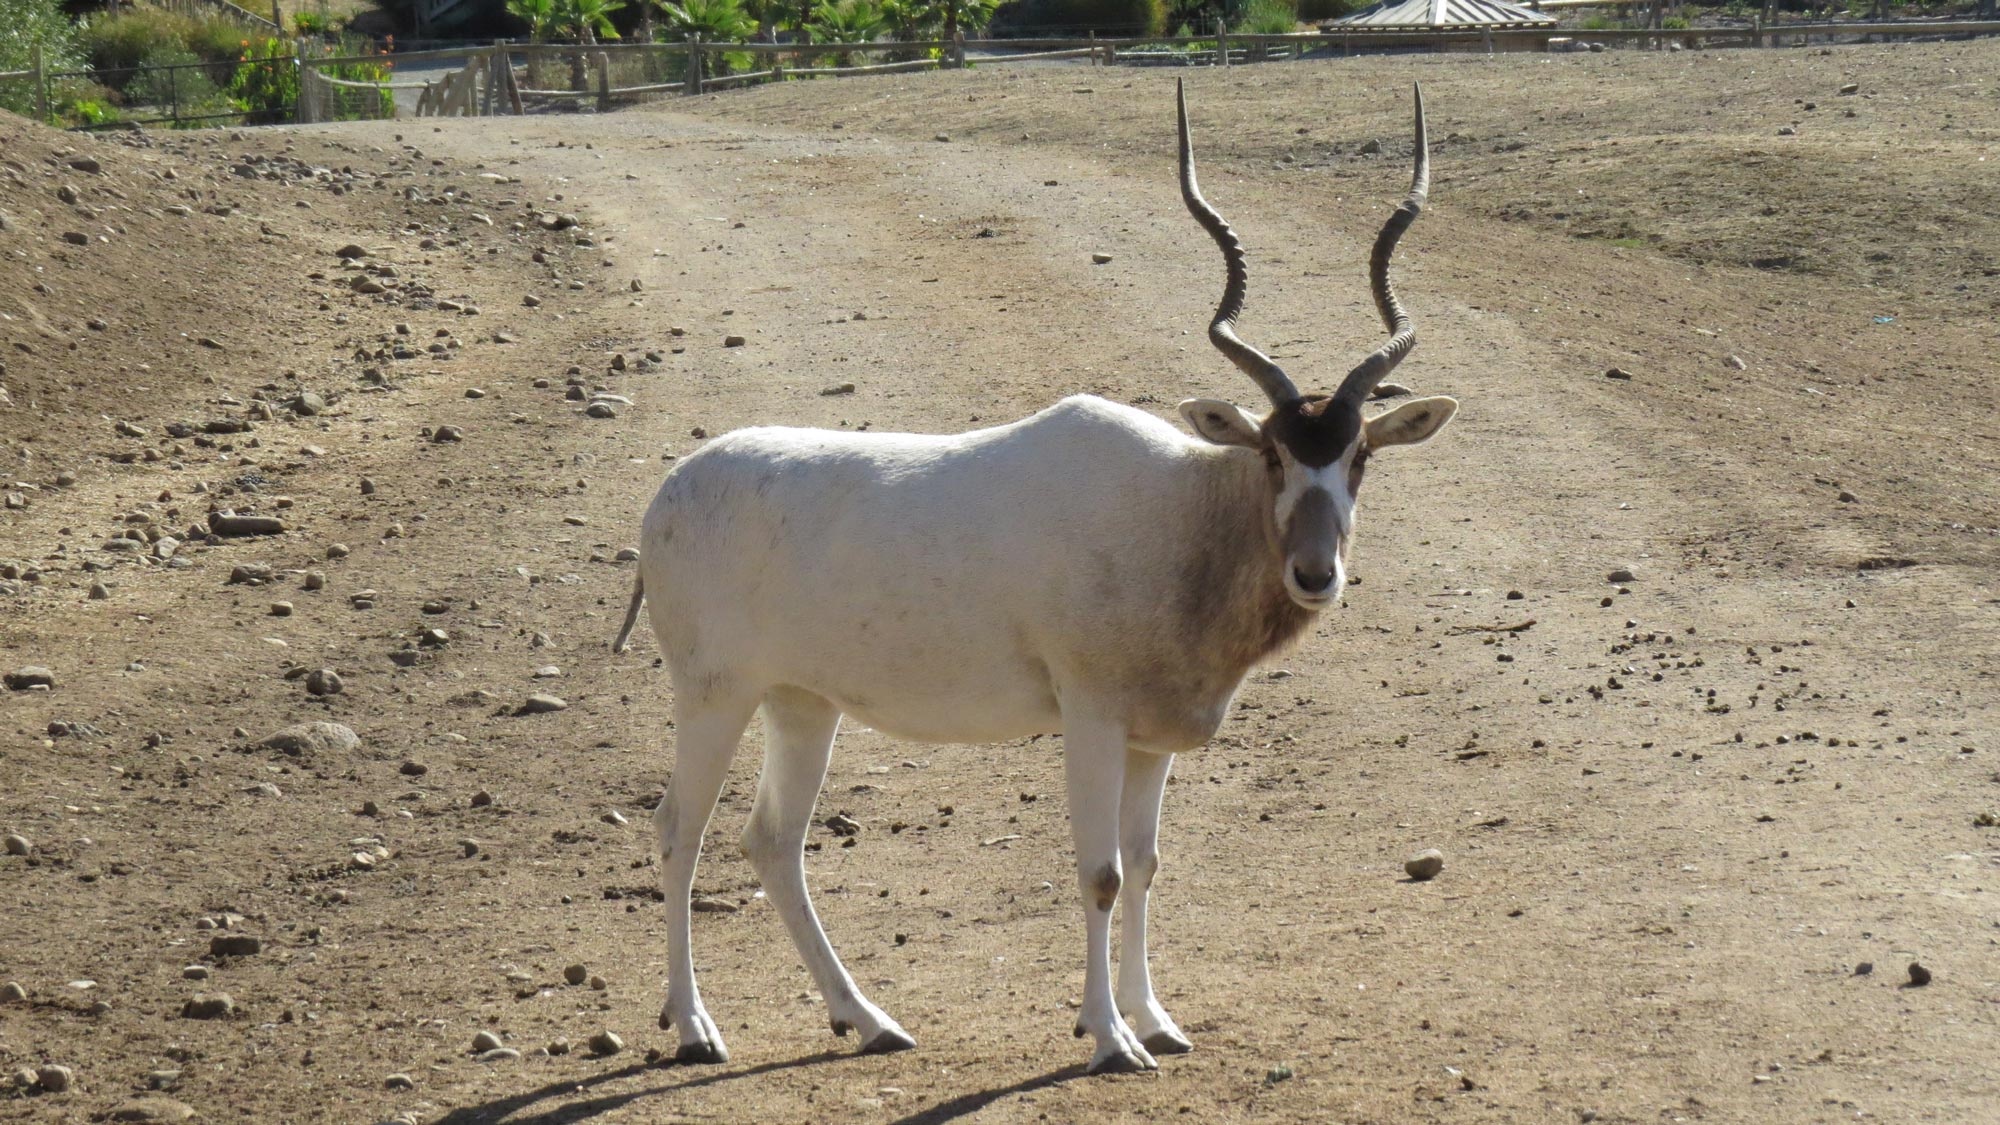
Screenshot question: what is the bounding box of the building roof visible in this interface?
[1327,0,1559,29]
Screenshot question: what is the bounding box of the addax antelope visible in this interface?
[614,80,1455,1074]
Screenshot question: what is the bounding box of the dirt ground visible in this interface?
[3,38,1997,1125]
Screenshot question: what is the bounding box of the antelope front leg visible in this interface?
[1116,747,1192,1056]
[1063,715,1157,1074]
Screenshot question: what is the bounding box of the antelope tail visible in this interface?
[611,573,645,654]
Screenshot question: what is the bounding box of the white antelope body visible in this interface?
[615,81,1457,1074]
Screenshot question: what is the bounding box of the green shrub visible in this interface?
[988,0,1166,35]
[229,36,299,124]
[130,43,233,120]
[1240,0,1296,31]
[1296,0,1357,19]
[293,10,334,35]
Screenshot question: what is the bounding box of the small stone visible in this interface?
[588,1030,624,1056]
[182,965,210,980]
[1725,355,1747,371]
[586,402,617,419]
[259,721,359,756]
[1404,848,1445,881]
[209,934,263,957]
[1907,962,1932,987]
[384,1073,417,1090]
[37,1064,75,1093]
[399,760,429,777]
[1839,82,1860,95]
[471,1030,503,1053]
[5,666,55,690]
[518,694,568,715]
[432,425,464,443]
[547,1037,572,1056]
[1853,961,1874,976]
[1370,382,1412,399]
[326,543,351,559]
[0,981,25,1001]
[107,1095,198,1121]
[180,993,236,1020]
[1606,568,1636,584]
[1777,125,1796,136]
[471,789,494,808]
[589,975,607,991]
[359,477,377,496]
[335,243,367,259]
[723,335,746,348]
[523,294,542,307]
[1837,490,1857,503]
[303,571,326,591]
[305,668,344,697]
[89,582,110,600]
[819,382,856,396]
[602,810,628,826]
[270,601,294,617]
[459,838,480,858]
[477,1047,521,1062]
[4,834,30,856]
[1604,367,1632,380]
[465,387,487,399]
[1091,252,1113,264]
[691,896,738,914]
[564,963,588,985]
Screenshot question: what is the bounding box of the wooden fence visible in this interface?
[276,19,2000,124]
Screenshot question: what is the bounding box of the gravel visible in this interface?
[1404,849,1446,881]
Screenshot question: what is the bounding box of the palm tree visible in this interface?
[655,0,758,39]
[557,0,626,43]
[508,0,559,39]
[810,0,887,63]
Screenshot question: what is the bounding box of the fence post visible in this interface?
[1758,0,1772,45]
[504,49,524,114]
[1088,31,1096,66]
[596,51,610,112]
[295,38,312,123]
[686,35,703,96]
[1216,20,1229,68]
[272,2,282,30]
[953,30,966,69]
[31,42,48,125]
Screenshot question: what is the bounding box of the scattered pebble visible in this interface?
[0,981,25,1001]
[181,966,209,981]
[303,571,326,591]
[37,1064,75,1093]
[259,721,359,756]
[1606,567,1636,584]
[564,963,588,985]
[588,1030,624,1056]
[105,1096,197,1122]
[477,1047,522,1063]
[1907,962,1932,987]
[3,834,29,856]
[471,1030,503,1053]
[180,993,235,1020]
[518,694,568,715]
[384,1073,416,1090]
[1091,252,1113,264]
[1404,849,1445,881]
[691,896,738,914]
[270,601,294,617]
[722,335,746,348]
[208,934,262,957]
[305,668,344,697]
[5,666,55,691]
[471,789,494,808]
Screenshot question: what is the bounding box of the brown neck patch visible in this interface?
[1264,395,1361,469]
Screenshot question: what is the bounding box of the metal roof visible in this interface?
[1328,0,1558,29]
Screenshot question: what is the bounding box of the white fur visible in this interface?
[617,392,1451,1073]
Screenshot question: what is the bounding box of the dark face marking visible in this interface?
[1264,395,1362,469]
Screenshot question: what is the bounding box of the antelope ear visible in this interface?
[1179,399,1264,448]
[1366,396,1457,448]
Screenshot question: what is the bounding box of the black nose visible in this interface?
[1293,566,1336,594]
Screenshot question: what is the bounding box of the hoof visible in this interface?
[1142,1030,1194,1056]
[675,1041,728,1065]
[1087,1049,1154,1076]
[860,1027,917,1055]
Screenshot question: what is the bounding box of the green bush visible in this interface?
[1240,0,1296,31]
[83,9,255,91]
[130,43,228,115]
[1296,0,1357,19]
[988,0,1166,35]
[229,36,299,124]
